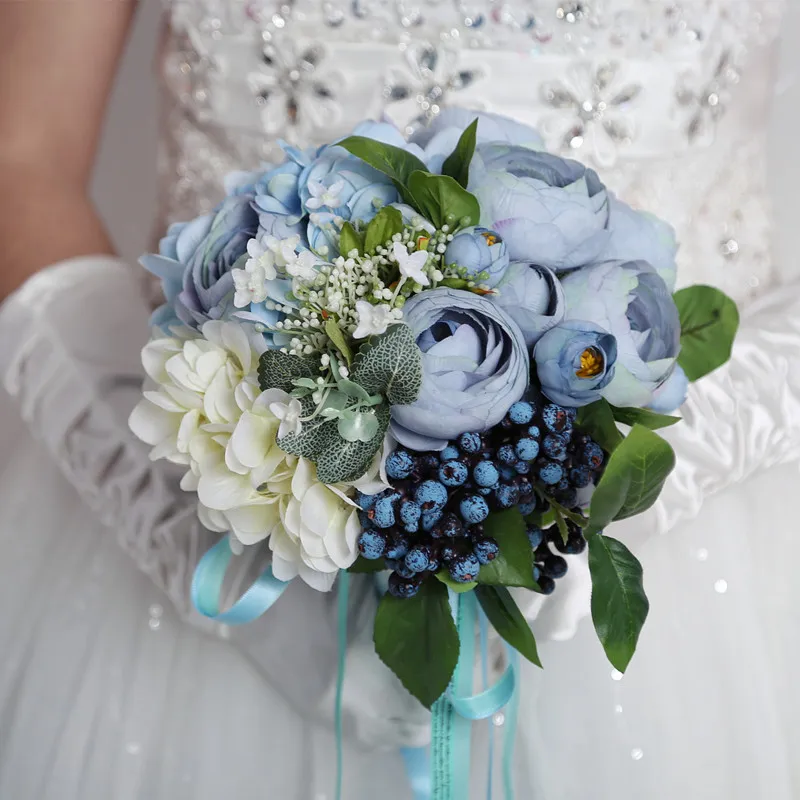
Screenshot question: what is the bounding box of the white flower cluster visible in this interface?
[129,320,387,591]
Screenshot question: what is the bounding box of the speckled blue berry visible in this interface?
[473,537,499,565]
[473,460,500,488]
[508,401,534,425]
[385,450,415,480]
[356,491,377,511]
[565,407,578,422]
[514,461,531,475]
[494,483,520,509]
[459,494,489,525]
[388,572,420,598]
[395,562,418,578]
[527,425,541,440]
[358,511,374,530]
[542,433,568,461]
[385,534,410,560]
[428,558,441,573]
[556,487,578,509]
[497,444,517,465]
[416,453,440,476]
[440,445,460,462]
[372,497,397,528]
[581,441,605,470]
[532,565,541,582]
[542,555,568,579]
[569,466,592,488]
[515,437,540,462]
[499,464,517,481]
[542,403,569,433]
[399,499,421,533]
[358,529,388,560]
[421,507,443,532]
[415,479,448,511]
[458,431,482,454]
[439,513,465,538]
[538,461,563,485]
[449,553,481,583]
[405,545,432,573]
[439,460,468,487]
[477,486,493,496]
[536,575,556,595]
[519,499,537,516]
[526,525,544,548]
[440,544,458,563]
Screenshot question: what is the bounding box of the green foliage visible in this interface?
[585,424,676,537]
[588,535,649,673]
[441,119,478,189]
[276,399,331,460]
[407,171,481,230]
[350,324,423,405]
[435,572,478,593]
[476,585,541,667]
[364,206,405,254]
[373,578,459,708]
[674,285,739,381]
[324,318,354,366]
[339,222,364,256]
[611,405,681,430]
[575,398,623,453]
[476,509,537,589]
[348,556,385,574]
[258,350,320,393]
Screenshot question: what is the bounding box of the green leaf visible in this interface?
[585,424,676,537]
[339,221,364,256]
[364,206,405,254]
[575,398,623,453]
[373,578,459,708]
[325,318,354,366]
[335,379,373,404]
[588,535,649,673]
[476,585,542,667]
[441,119,478,189]
[611,405,681,430]
[476,509,537,589]
[435,572,478,594]
[348,556,385,574]
[674,285,739,381]
[277,399,333,460]
[407,171,481,230]
[553,507,569,546]
[314,403,390,483]
[338,136,428,204]
[258,350,319,393]
[350,324,423,405]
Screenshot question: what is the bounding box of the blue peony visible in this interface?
[561,260,681,407]
[534,321,618,407]
[491,262,565,348]
[444,227,510,288]
[391,288,530,451]
[648,364,689,413]
[142,193,259,330]
[470,145,611,270]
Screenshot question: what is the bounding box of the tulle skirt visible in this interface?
[1,386,797,799]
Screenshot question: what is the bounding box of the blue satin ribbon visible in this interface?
[191,537,290,624]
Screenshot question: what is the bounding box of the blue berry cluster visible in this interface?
[526,519,587,595]
[356,394,605,598]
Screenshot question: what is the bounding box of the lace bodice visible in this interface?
[158,0,785,307]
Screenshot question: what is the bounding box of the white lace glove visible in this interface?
[0,255,427,749]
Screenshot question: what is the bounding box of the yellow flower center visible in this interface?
[481,232,498,247]
[576,347,604,379]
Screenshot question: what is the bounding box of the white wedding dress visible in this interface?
[1,1,799,798]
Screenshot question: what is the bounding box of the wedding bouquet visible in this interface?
[130,109,737,761]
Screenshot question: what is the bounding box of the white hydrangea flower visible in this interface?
[268,395,304,439]
[232,234,305,308]
[352,300,395,339]
[305,179,345,211]
[392,241,430,286]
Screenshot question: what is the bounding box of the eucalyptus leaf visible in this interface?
[441,119,478,189]
[336,379,373,404]
[321,390,350,412]
[674,285,739,381]
[406,171,481,230]
[325,318,354,366]
[476,509,537,589]
[476,585,541,667]
[339,221,364,256]
[575,399,623,453]
[258,350,320,393]
[611,405,680,430]
[588,535,649,673]
[338,410,381,443]
[364,206,405,254]
[292,377,320,390]
[585,424,676,537]
[373,578,459,709]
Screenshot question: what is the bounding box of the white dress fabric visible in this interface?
[1,0,799,797]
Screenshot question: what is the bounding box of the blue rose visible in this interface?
[648,364,688,413]
[470,145,611,270]
[598,196,679,291]
[142,193,259,330]
[491,262,565,348]
[534,321,618,407]
[561,260,681,407]
[444,227,510,288]
[391,288,530,451]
